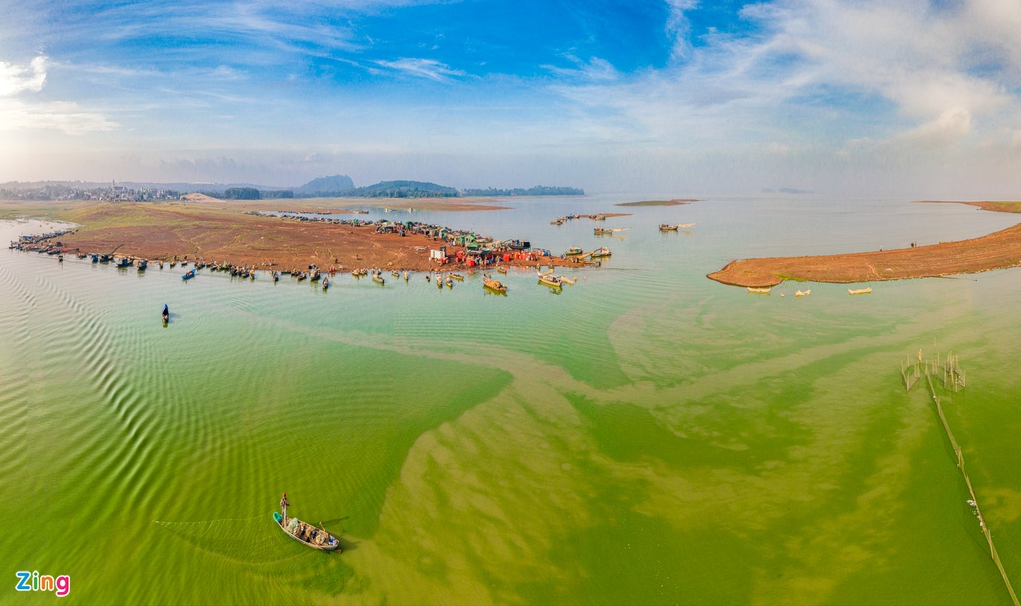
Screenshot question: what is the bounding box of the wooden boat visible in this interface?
[537,271,563,288]
[795,289,811,297]
[593,227,613,235]
[445,275,453,288]
[848,287,872,295]
[322,277,330,291]
[272,512,340,552]
[181,269,196,280]
[589,247,612,258]
[659,223,679,231]
[392,270,400,278]
[483,274,507,293]
[747,287,771,294]
[137,259,147,271]
[372,273,385,285]
[450,273,464,281]
[162,306,169,323]
[273,271,280,283]
[91,254,99,263]
[310,270,321,282]
[436,275,443,288]
[566,247,584,256]
[404,272,409,282]
[116,257,133,268]
[496,265,508,274]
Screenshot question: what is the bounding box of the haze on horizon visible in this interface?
[2,0,1021,198]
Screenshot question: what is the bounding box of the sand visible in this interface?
[37,199,572,272]
[708,201,1021,287]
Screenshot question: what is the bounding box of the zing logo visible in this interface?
[15,571,70,598]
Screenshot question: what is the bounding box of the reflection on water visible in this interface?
[2,197,1020,604]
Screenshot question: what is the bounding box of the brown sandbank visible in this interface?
[38,199,571,272]
[615,199,699,207]
[708,201,1021,287]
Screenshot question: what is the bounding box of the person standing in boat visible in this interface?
[280,492,290,522]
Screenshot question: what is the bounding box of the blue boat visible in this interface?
[181,269,196,280]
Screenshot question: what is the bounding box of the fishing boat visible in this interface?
[589,247,612,258]
[310,270,321,282]
[593,227,614,235]
[496,265,509,274]
[322,277,330,291]
[273,271,280,283]
[436,275,443,288]
[450,273,464,281]
[483,274,507,293]
[537,270,563,288]
[659,224,680,231]
[116,257,133,269]
[848,287,872,295]
[747,287,771,294]
[137,259,147,271]
[404,271,409,282]
[272,512,340,552]
[392,270,400,278]
[795,289,811,297]
[181,269,196,280]
[91,254,99,263]
[566,247,584,256]
[445,275,453,288]
[372,273,385,285]
[162,305,169,323]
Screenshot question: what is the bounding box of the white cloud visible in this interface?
[0,55,117,135]
[374,58,466,81]
[0,56,46,97]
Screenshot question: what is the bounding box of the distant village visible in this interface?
[0,183,182,203]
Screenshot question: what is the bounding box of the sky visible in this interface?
[2,0,1021,197]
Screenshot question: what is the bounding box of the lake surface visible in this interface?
[2,196,1020,604]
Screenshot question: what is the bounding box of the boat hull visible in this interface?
[273,512,340,552]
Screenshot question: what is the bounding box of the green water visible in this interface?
[2,197,1021,604]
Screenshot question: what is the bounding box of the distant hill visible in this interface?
[295,175,355,195]
[348,180,458,198]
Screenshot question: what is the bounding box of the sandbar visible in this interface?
[708,201,1021,287]
[615,199,699,207]
[21,199,571,272]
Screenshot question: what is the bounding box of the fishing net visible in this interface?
[153,514,291,564]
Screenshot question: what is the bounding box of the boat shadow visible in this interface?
[321,516,360,552]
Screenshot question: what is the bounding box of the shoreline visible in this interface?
[708,201,1021,287]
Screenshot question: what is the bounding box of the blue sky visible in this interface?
[2,0,1021,196]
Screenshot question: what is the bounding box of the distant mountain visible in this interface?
[295,175,355,195]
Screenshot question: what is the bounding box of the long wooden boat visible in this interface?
[566,247,584,256]
[450,273,464,281]
[593,227,614,235]
[272,512,340,552]
[848,287,872,295]
[496,265,508,274]
[747,287,771,294]
[483,274,507,293]
[372,273,385,285]
[181,269,196,280]
[589,247,612,258]
[659,224,679,231]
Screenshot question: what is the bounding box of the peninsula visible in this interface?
[708,201,1021,287]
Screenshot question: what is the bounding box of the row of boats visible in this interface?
[747,286,872,296]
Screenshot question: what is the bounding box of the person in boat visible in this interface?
[162,304,169,322]
[280,492,290,522]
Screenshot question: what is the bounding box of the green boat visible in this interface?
[272,512,340,552]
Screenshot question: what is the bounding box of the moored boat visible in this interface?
[566,247,584,256]
[483,274,507,293]
[747,286,771,294]
[373,273,385,285]
[848,287,872,295]
[589,247,611,258]
[496,265,508,274]
[537,270,563,288]
[450,273,464,281]
[795,289,811,297]
[659,224,679,231]
[272,512,340,552]
[181,269,196,280]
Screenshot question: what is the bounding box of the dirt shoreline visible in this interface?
[708,201,1021,287]
[21,199,581,273]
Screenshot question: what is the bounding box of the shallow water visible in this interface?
[2,197,1020,604]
